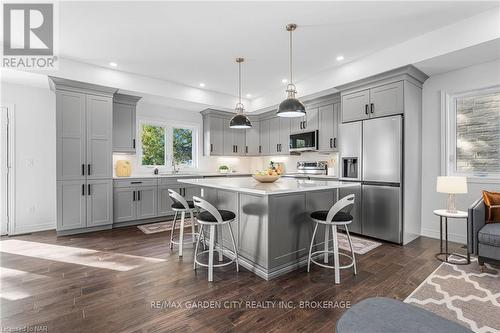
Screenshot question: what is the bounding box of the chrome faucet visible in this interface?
[172,159,179,173]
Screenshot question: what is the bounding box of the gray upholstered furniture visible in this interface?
[336,297,473,333]
[468,198,500,266]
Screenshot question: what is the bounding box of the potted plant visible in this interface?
[219,165,229,174]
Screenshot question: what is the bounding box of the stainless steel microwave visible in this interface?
[289,130,318,152]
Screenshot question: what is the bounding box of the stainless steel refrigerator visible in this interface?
[340,115,403,243]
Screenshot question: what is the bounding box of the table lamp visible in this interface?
[436,176,468,213]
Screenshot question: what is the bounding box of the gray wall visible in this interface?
[421,59,500,243]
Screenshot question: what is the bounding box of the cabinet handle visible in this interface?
[370,103,374,114]
[81,184,85,196]
[131,181,142,184]
[365,104,369,115]
[210,143,213,153]
[88,184,91,196]
[236,145,238,153]
[303,121,306,129]
[259,145,262,154]
[81,164,85,176]
[137,190,141,201]
[87,164,91,176]
[133,191,136,201]
[133,139,136,149]
[330,138,333,148]
[333,138,337,148]
[299,121,302,129]
[245,146,248,154]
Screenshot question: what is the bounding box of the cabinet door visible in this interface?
[56,91,86,181]
[332,103,340,150]
[223,119,235,155]
[304,107,318,131]
[279,117,290,155]
[184,186,201,201]
[113,187,136,223]
[86,95,113,179]
[206,116,224,156]
[269,117,281,154]
[342,89,370,123]
[318,104,334,152]
[260,119,270,155]
[136,186,158,219]
[158,185,180,216]
[234,129,246,156]
[369,81,404,118]
[57,180,86,231]
[113,101,136,153]
[291,117,302,133]
[245,121,260,155]
[87,179,113,227]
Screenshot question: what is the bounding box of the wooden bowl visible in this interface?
[252,174,281,183]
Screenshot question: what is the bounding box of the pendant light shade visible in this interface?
[277,23,305,118]
[230,58,252,129]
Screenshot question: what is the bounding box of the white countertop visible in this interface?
[113,172,251,179]
[178,176,358,195]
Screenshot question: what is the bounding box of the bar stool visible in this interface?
[192,196,239,282]
[307,194,357,284]
[168,189,199,257]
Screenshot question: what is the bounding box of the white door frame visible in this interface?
[1,105,15,236]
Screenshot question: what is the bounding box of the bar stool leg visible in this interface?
[228,223,239,272]
[194,224,203,270]
[179,211,185,257]
[332,225,340,284]
[208,225,216,282]
[190,211,195,243]
[324,223,330,264]
[218,225,224,262]
[307,222,319,272]
[170,211,178,249]
[345,225,357,275]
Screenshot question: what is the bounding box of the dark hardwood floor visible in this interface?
[0,226,464,333]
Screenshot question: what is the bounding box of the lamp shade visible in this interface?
[277,97,306,117]
[436,176,468,194]
[229,114,252,129]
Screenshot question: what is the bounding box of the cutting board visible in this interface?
[115,160,132,177]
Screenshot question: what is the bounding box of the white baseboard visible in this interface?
[421,227,466,245]
[12,222,55,235]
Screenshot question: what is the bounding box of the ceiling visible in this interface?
[59,1,499,100]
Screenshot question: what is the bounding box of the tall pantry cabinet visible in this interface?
[50,77,116,234]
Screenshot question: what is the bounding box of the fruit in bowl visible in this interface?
[252,168,281,183]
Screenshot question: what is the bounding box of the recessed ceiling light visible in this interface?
[336,55,344,61]
[199,83,205,87]
[109,62,118,67]
[281,78,288,83]
[246,94,252,98]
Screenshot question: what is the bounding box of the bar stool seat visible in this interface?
[307,194,357,284]
[192,196,239,282]
[172,200,195,209]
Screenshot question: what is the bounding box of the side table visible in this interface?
[433,209,470,265]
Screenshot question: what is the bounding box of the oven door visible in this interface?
[289,130,318,152]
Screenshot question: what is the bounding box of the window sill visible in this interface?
[466,176,500,185]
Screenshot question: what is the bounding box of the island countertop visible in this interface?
[178,176,358,195]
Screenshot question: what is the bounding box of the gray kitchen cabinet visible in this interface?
[369,81,404,118]
[158,185,180,216]
[279,117,290,155]
[342,89,370,122]
[57,180,87,231]
[136,186,158,219]
[184,186,201,201]
[56,91,86,181]
[318,103,340,152]
[86,94,113,179]
[291,107,318,133]
[235,128,246,156]
[223,119,236,155]
[203,114,224,156]
[113,187,136,223]
[87,179,113,227]
[260,118,271,155]
[269,117,280,154]
[113,93,141,153]
[245,121,260,155]
[341,81,404,123]
[52,77,116,234]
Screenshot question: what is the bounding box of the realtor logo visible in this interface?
[2,3,57,69]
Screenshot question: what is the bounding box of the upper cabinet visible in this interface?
[291,107,318,133]
[318,103,340,152]
[341,81,404,123]
[202,112,224,156]
[245,120,260,155]
[260,118,271,155]
[113,93,141,153]
[223,118,246,156]
[268,116,290,155]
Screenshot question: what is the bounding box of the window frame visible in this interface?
[441,85,500,182]
[137,118,199,171]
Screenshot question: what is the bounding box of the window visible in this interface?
[445,87,500,178]
[139,120,198,169]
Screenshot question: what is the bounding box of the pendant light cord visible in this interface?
[239,60,242,105]
[289,28,293,84]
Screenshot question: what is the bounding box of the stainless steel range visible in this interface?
[282,161,328,179]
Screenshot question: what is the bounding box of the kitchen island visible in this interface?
[178,177,358,280]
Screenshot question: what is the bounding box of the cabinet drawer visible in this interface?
[113,178,158,188]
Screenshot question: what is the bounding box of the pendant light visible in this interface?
[229,57,252,129]
[277,23,306,118]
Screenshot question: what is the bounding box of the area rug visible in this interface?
[137,221,176,234]
[405,256,500,333]
[337,232,382,255]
